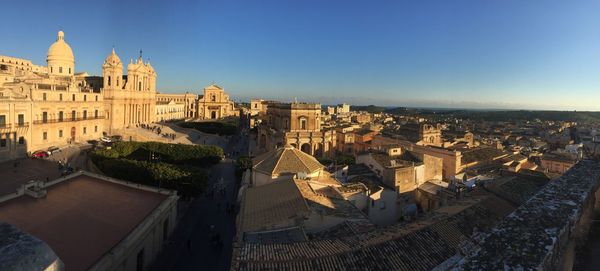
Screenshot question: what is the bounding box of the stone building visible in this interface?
[102,48,157,134]
[249,99,268,116]
[155,100,186,121]
[0,31,105,161]
[197,84,237,119]
[156,92,198,119]
[257,102,335,157]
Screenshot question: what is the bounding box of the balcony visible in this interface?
[0,122,29,130]
[32,116,106,124]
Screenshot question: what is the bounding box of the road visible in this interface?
[151,129,248,271]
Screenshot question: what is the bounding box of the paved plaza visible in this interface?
[0,144,91,196]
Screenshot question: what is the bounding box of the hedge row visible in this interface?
[94,158,207,197]
[94,141,223,165]
[91,141,223,197]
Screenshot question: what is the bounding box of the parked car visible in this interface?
[47,146,61,155]
[110,135,123,142]
[31,150,50,159]
[100,136,112,143]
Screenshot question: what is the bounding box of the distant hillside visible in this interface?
[413,110,600,123]
[351,105,412,115]
[350,105,600,123]
[350,105,387,113]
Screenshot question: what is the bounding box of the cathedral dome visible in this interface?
[47,31,74,64]
[104,48,122,66]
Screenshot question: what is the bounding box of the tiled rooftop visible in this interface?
[253,146,324,175]
[456,160,600,270]
[240,179,310,233]
[461,147,507,164]
[295,180,366,219]
[234,190,517,271]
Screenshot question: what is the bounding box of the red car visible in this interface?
[31,150,50,159]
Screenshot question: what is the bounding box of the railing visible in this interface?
[0,122,30,129]
[32,116,106,124]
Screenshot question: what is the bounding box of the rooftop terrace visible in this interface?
[0,173,170,271]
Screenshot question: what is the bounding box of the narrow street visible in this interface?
[150,130,247,271]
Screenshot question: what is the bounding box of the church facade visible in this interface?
[257,102,335,158]
[197,84,238,119]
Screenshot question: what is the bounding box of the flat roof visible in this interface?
[0,175,168,271]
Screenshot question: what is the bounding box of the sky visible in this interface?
[1,0,599,110]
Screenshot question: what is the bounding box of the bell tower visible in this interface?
[102,48,123,90]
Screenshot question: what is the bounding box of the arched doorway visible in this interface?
[301,143,311,155]
[70,127,76,142]
[314,143,323,157]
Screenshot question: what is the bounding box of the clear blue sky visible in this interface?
[1,0,599,110]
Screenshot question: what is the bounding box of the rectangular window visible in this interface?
[42,112,48,123]
[59,93,63,101]
[72,94,75,101]
[0,138,6,147]
[94,110,98,118]
[59,130,63,138]
[84,95,87,101]
[95,95,98,101]
[43,93,47,101]
[58,111,63,122]
[71,110,76,121]
[43,132,47,140]
[59,67,63,73]
[18,114,24,126]
[68,68,71,74]
[83,110,87,119]
[94,126,98,132]
[83,127,87,134]
[18,136,24,145]
[0,115,5,127]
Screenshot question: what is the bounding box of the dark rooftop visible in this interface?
[0,174,168,271]
[456,160,600,270]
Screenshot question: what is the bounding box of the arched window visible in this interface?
[211,95,216,102]
[108,76,111,86]
[139,82,142,91]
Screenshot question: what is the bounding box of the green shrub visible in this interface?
[93,141,223,166]
[95,158,208,197]
[90,141,219,197]
[235,156,253,177]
